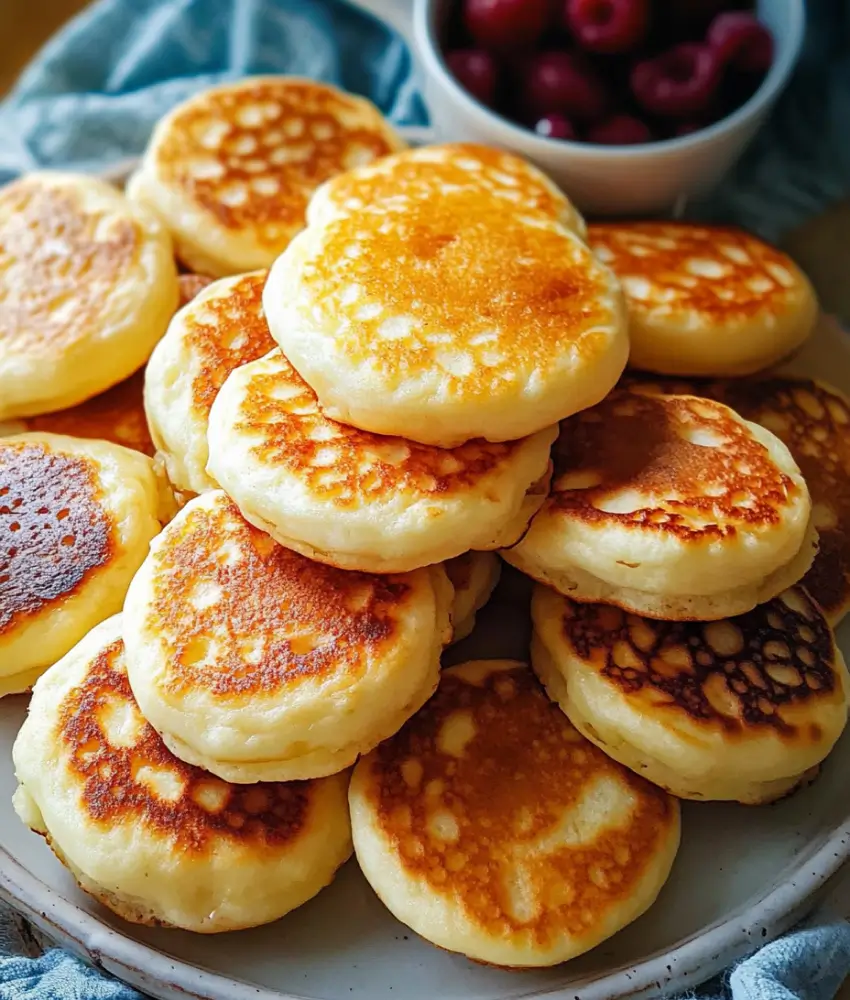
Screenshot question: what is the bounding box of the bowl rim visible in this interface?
[413,0,806,158]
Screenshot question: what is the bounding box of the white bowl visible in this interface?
[358,0,805,216]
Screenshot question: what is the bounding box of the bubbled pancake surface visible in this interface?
[0,439,114,635]
[349,661,680,967]
[312,143,586,235]
[0,173,178,419]
[531,586,849,803]
[266,150,626,446]
[123,491,449,782]
[588,222,817,376]
[505,389,811,609]
[12,616,352,932]
[140,78,404,274]
[145,270,275,494]
[207,348,556,571]
[626,375,850,624]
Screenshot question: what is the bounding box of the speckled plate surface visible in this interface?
[1,140,849,999]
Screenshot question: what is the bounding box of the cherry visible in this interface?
[522,51,608,122]
[464,0,550,50]
[534,113,577,139]
[709,12,774,74]
[587,114,652,144]
[445,49,499,105]
[564,0,649,55]
[631,43,722,117]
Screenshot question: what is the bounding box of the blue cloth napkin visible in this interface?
[1,0,850,998]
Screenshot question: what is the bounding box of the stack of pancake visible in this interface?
[3,76,849,968]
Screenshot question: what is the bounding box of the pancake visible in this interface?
[263,145,627,447]
[588,222,817,377]
[13,616,352,933]
[309,142,587,236]
[145,271,275,495]
[349,660,680,967]
[627,375,850,625]
[0,172,178,420]
[503,389,815,620]
[0,271,214,456]
[532,584,849,804]
[445,551,501,643]
[122,490,452,783]
[0,433,167,697]
[127,77,405,278]
[207,348,556,572]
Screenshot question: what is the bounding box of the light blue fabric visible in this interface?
[1,0,850,997]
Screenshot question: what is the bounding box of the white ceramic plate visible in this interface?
[1,140,849,999]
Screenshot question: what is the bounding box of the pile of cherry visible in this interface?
[443,0,775,144]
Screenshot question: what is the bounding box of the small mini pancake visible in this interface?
[207,348,556,572]
[123,490,452,783]
[503,389,815,621]
[532,585,849,804]
[309,142,586,236]
[588,222,817,377]
[0,433,167,697]
[127,77,405,278]
[626,375,850,625]
[145,271,275,495]
[349,660,680,967]
[445,552,501,643]
[264,146,627,447]
[13,616,352,933]
[0,172,178,420]
[0,274,212,457]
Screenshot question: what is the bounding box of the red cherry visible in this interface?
[445,49,499,105]
[631,43,722,117]
[587,114,652,144]
[534,113,577,139]
[709,12,774,74]
[564,0,649,55]
[522,51,608,122]
[464,0,550,50]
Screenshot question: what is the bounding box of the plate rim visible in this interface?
[1,135,849,1000]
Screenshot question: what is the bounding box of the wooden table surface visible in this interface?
[1,1,847,996]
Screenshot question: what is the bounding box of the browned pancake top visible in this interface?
[23,371,153,456]
[0,178,142,356]
[324,144,572,225]
[304,183,617,400]
[558,587,839,740]
[588,222,809,323]
[184,272,275,418]
[366,664,676,946]
[234,351,528,508]
[154,79,400,244]
[147,493,413,699]
[60,638,312,851]
[626,375,850,620]
[550,390,798,540]
[0,440,114,634]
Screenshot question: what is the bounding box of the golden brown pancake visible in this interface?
[264,145,626,447]
[627,375,850,625]
[0,433,166,696]
[532,584,849,803]
[12,616,352,932]
[349,660,680,967]
[503,389,814,620]
[207,347,556,571]
[122,490,451,782]
[177,272,215,305]
[589,222,817,376]
[128,77,406,277]
[144,270,276,493]
[0,172,178,419]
